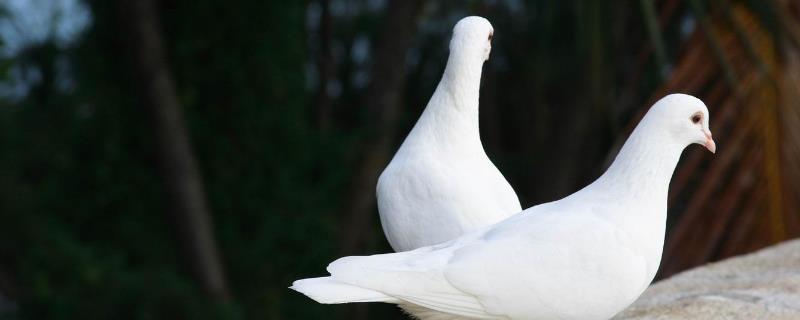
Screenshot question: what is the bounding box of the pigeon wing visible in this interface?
[443,208,650,319]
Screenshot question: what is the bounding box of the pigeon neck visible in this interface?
[440,51,484,114]
[588,116,685,279]
[442,52,483,105]
[593,118,683,201]
[412,52,485,152]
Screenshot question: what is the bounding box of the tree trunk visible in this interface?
[118,0,231,302]
[314,0,334,130]
[338,0,424,256]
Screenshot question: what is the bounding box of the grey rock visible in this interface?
[614,239,800,319]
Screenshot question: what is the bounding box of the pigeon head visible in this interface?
[648,93,716,153]
[450,16,494,61]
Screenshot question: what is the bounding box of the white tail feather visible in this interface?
[290,277,399,304]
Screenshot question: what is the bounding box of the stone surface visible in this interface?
[614,239,800,319]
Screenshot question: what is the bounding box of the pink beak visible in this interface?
[704,130,716,154]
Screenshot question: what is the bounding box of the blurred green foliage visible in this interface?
[0,0,659,318]
[3,0,788,319]
[0,0,352,319]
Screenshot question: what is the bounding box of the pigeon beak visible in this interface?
[703,130,716,154]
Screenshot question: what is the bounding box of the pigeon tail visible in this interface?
[290,277,399,304]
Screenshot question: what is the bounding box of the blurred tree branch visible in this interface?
[689,0,738,86]
[117,0,231,302]
[640,0,668,77]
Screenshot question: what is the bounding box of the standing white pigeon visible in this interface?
[377,16,521,252]
[292,94,717,320]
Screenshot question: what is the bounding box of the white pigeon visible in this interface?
[377,16,521,252]
[292,94,716,320]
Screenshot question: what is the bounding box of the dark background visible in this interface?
[0,0,799,319]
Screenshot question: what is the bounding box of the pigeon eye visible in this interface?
[691,113,702,124]
[488,33,493,42]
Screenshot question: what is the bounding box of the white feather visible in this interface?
[292,93,715,319]
[377,16,521,252]
[290,277,398,304]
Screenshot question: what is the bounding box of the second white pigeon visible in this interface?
[293,94,716,319]
[377,16,521,252]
